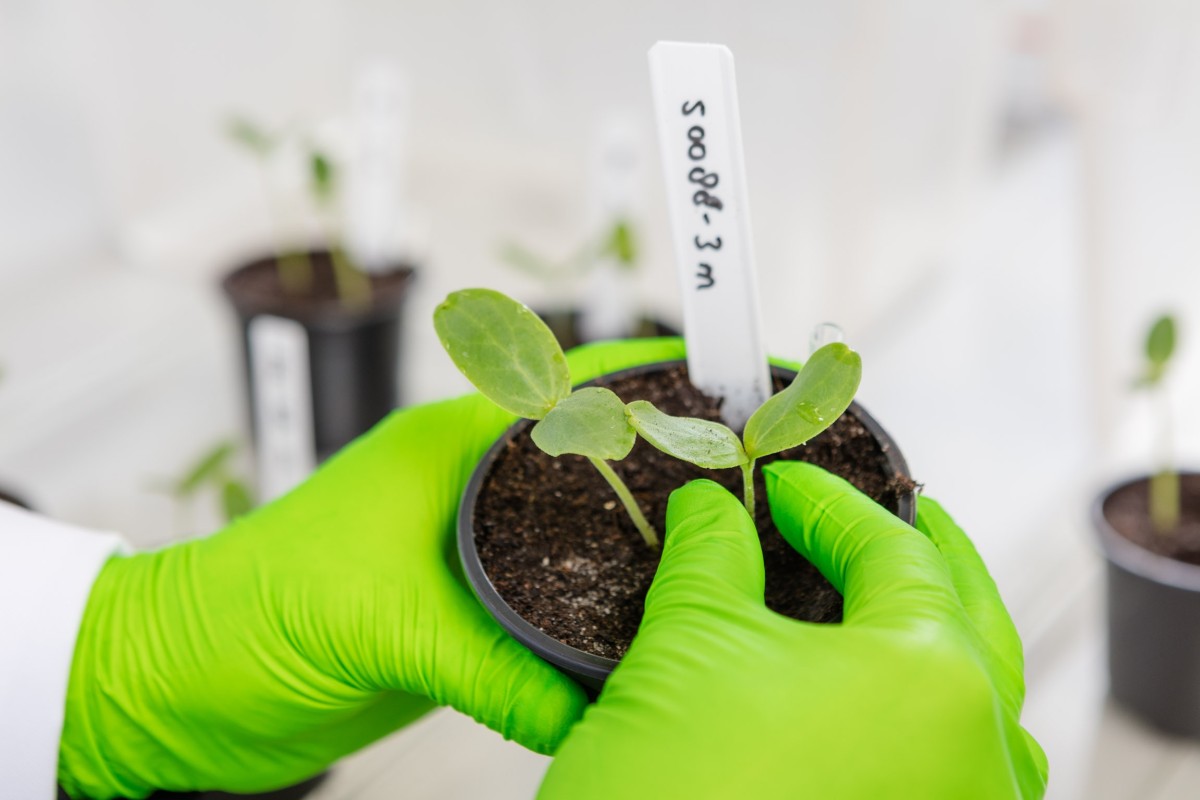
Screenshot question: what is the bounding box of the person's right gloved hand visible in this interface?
[539,462,1048,799]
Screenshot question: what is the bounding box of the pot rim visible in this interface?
[221,251,415,330]
[458,358,918,678]
[1093,472,1200,592]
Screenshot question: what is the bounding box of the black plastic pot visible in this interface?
[222,251,414,473]
[0,487,30,510]
[1095,473,1200,737]
[458,360,916,692]
[59,771,328,800]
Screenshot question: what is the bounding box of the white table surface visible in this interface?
[3,123,1200,799]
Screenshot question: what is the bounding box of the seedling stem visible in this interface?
[311,149,372,311]
[1137,313,1180,533]
[740,462,756,518]
[590,457,659,547]
[1151,385,1179,532]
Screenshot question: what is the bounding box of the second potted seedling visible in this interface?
[501,219,678,349]
[437,288,916,689]
[1093,313,1200,737]
[222,118,415,499]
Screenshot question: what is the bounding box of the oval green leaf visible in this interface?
[743,342,862,459]
[221,478,255,522]
[434,288,570,419]
[626,400,747,469]
[310,150,336,204]
[531,387,635,460]
[1146,314,1176,368]
[227,117,275,156]
[176,441,237,496]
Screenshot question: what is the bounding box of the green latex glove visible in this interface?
[540,463,1048,799]
[58,337,686,800]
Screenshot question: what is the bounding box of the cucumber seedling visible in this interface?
[159,440,255,533]
[226,116,314,295]
[626,342,862,518]
[227,117,372,309]
[435,288,659,547]
[1135,313,1179,533]
[309,147,372,309]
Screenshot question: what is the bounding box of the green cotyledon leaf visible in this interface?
[743,342,861,459]
[434,289,571,420]
[227,116,275,157]
[626,400,747,469]
[221,479,255,523]
[531,388,635,460]
[176,441,237,497]
[1146,314,1176,367]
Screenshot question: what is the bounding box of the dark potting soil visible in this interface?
[1104,474,1200,566]
[222,251,412,321]
[475,365,917,660]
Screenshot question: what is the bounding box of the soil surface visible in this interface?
[475,364,917,660]
[222,250,412,322]
[1104,474,1200,565]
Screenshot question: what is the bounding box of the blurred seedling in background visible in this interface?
[227,117,371,309]
[626,341,861,519]
[501,218,641,343]
[227,116,314,294]
[1134,313,1179,533]
[501,218,639,283]
[309,147,372,309]
[161,440,255,532]
[434,288,659,547]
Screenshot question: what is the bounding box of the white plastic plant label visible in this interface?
[248,315,317,500]
[648,41,770,430]
[346,59,409,273]
[578,117,643,343]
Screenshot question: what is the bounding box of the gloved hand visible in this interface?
[540,462,1048,799]
[58,337,687,800]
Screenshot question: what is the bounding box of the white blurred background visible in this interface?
[3,1,1200,797]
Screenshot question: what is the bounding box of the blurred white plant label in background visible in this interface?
[648,41,769,430]
[248,315,316,500]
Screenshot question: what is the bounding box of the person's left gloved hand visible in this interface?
[539,465,1047,799]
[57,337,686,800]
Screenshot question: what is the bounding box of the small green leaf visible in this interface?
[531,387,635,460]
[227,117,274,156]
[176,442,237,496]
[603,220,637,268]
[310,150,335,204]
[1146,314,1176,369]
[434,289,571,419]
[221,479,255,522]
[744,342,861,459]
[626,400,747,469]
[499,243,560,281]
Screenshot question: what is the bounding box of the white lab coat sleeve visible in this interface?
[0,501,126,799]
